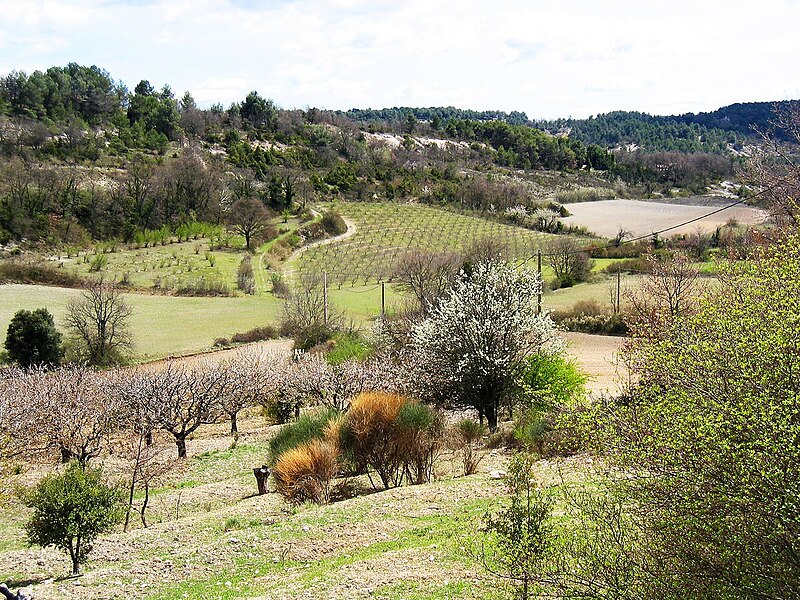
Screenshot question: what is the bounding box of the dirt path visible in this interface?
[282,214,357,281]
[561,332,625,396]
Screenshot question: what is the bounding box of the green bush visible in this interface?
[4,308,63,367]
[521,354,587,408]
[20,462,125,575]
[326,332,372,365]
[267,408,341,465]
[320,211,347,236]
[480,452,554,599]
[395,402,442,485]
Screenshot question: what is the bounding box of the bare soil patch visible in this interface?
[561,198,767,238]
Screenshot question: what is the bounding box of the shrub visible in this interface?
[4,308,63,367]
[267,407,341,465]
[395,402,443,485]
[551,301,628,336]
[89,253,108,272]
[230,326,278,344]
[20,462,125,575]
[272,439,339,504]
[452,418,488,475]
[339,391,406,489]
[237,254,256,295]
[320,211,347,236]
[521,354,587,408]
[173,279,232,296]
[514,355,590,456]
[271,272,290,298]
[0,258,85,287]
[339,392,442,488]
[326,332,372,365]
[480,452,554,599]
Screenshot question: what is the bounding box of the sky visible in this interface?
[0,0,797,119]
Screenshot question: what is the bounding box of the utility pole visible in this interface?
[616,269,621,314]
[323,271,328,326]
[537,249,542,316]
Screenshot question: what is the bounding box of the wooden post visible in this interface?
[323,271,329,326]
[381,282,386,317]
[616,269,621,314]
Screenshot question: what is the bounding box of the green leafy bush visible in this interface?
[267,408,341,465]
[4,308,63,367]
[20,462,125,575]
[326,332,372,365]
[320,211,347,236]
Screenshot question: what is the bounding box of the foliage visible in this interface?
[480,452,554,600]
[338,392,441,489]
[592,233,800,598]
[544,238,592,288]
[539,110,740,154]
[325,332,373,365]
[520,354,587,409]
[407,260,563,430]
[20,461,125,575]
[320,211,347,236]
[267,407,341,466]
[4,308,62,367]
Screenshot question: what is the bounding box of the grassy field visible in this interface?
[0,284,284,360]
[0,413,593,600]
[293,202,576,286]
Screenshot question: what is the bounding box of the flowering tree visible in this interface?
[0,366,124,464]
[407,260,563,430]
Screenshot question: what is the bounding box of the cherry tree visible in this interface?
[0,366,124,464]
[406,260,563,431]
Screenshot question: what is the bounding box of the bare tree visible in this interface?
[226,196,274,250]
[286,353,402,412]
[545,238,591,286]
[0,367,124,464]
[392,250,460,315]
[744,104,800,229]
[627,253,701,332]
[215,350,281,434]
[64,278,133,366]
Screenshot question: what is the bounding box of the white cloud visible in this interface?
[0,0,797,118]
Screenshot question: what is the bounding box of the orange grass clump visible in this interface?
[272,439,339,504]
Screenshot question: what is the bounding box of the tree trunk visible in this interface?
[72,537,81,576]
[140,481,150,528]
[60,447,73,464]
[176,437,187,459]
[229,412,238,435]
[485,402,498,433]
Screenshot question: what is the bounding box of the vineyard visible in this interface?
[294,202,572,286]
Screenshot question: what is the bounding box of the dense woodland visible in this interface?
[0,63,789,248]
